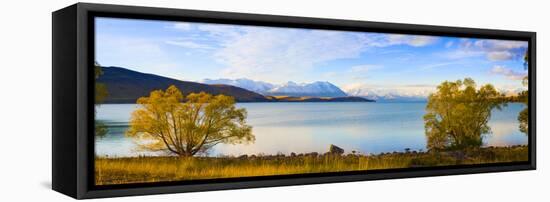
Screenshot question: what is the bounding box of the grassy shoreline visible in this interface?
[96,145,527,185]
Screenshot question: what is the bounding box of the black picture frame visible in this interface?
[52,3,536,199]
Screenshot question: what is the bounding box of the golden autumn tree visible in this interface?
[126,85,254,157]
[423,78,505,151]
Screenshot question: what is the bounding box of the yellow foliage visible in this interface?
[126,85,254,157]
[424,78,505,151]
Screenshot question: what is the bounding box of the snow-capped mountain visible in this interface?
[201,78,275,94]
[200,79,347,97]
[344,84,527,102]
[343,84,435,102]
[267,81,347,97]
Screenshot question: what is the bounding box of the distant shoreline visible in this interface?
[95,144,528,159]
[100,96,376,104]
[99,100,527,104]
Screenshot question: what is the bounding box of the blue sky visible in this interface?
[95,17,528,96]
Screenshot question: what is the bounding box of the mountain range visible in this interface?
[344,83,524,102]
[200,78,434,101]
[201,79,348,97]
[201,78,275,94]
[97,67,373,103]
[97,67,270,103]
[343,85,433,102]
[99,66,524,103]
[200,77,525,102]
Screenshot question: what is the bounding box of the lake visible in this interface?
[95,102,528,157]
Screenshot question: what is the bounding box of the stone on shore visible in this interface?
[328,144,344,155]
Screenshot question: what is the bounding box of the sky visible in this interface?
[95,17,528,96]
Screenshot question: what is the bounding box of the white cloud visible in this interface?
[444,49,484,59]
[476,40,526,50]
[165,40,214,49]
[476,40,527,61]
[212,28,372,82]
[185,24,439,83]
[95,34,195,80]
[172,22,193,31]
[490,65,527,80]
[357,34,438,48]
[445,39,527,61]
[409,36,439,47]
[386,34,439,47]
[487,51,513,61]
[494,84,526,96]
[420,62,461,70]
[196,24,244,41]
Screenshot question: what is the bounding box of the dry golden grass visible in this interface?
[95,146,528,185]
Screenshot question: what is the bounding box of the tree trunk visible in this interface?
[178,151,193,157]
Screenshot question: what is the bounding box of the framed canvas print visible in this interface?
[52,3,536,199]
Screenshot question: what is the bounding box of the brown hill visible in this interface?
[97,66,270,103]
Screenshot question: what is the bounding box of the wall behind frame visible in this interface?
[0,0,547,201]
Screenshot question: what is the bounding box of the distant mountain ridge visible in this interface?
[266,95,374,102]
[97,66,269,103]
[344,85,434,102]
[268,81,347,97]
[97,67,374,103]
[201,78,275,94]
[344,84,524,102]
[201,79,347,97]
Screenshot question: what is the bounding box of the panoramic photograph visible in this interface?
[93,17,529,185]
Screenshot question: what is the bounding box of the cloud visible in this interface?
[494,84,526,96]
[386,34,439,47]
[196,24,245,41]
[183,23,440,82]
[165,40,214,49]
[211,28,373,82]
[420,62,461,70]
[490,65,527,80]
[487,51,513,61]
[172,22,193,31]
[365,34,438,47]
[476,40,526,50]
[475,40,527,61]
[444,49,484,59]
[445,39,527,61]
[95,34,195,80]
[170,23,244,49]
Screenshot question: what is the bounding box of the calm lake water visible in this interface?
[95,102,527,157]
